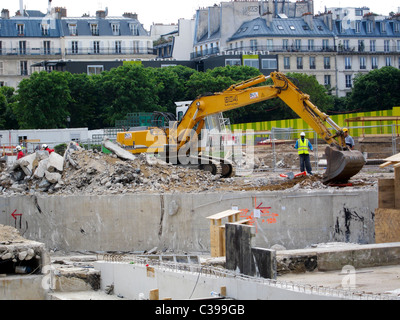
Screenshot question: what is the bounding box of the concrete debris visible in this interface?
[0,141,380,196]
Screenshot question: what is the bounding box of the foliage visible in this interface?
[5,65,400,130]
[348,67,400,112]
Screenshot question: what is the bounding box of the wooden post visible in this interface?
[378,179,395,208]
[149,289,159,301]
[395,166,400,209]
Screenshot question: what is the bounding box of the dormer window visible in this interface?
[111,23,120,36]
[90,24,99,36]
[17,24,24,35]
[41,23,49,36]
[355,21,361,33]
[68,23,77,36]
[129,23,139,36]
[381,22,386,33]
[367,21,372,33]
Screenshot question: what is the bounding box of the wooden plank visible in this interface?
[378,179,395,209]
[206,210,242,220]
[375,208,400,243]
[383,153,400,163]
[149,289,159,300]
[380,161,395,168]
[395,167,400,209]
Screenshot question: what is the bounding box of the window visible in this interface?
[384,40,390,52]
[0,41,2,55]
[90,24,99,36]
[111,23,120,36]
[115,41,122,54]
[17,24,24,35]
[20,61,28,76]
[358,40,365,52]
[284,56,290,69]
[130,24,139,36]
[0,61,3,75]
[0,81,4,87]
[398,40,400,52]
[381,22,386,33]
[360,57,366,70]
[250,40,258,51]
[355,21,361,33]
[243,58,259,69]
[71,41,78,54]
[253,25,259,31]
[43,41,50,55]
[370,40,376,52]
[19,41,26,55]
[68,24,77,36]
[386,57,392,67]
[324,75,331,87]
[309,56,316,69]
[367,21,372,33]
[322,39,329,51]
[345,75,352,88]
[297,57,303,69]
[294,39,301,51]
[266,39,273,51]
[308,39,314,51]
[225,59,241,66]
[277,25,284,30]
[41,24,49,36]
[261,59,277,70]
[371,57,378,69]
[93,41,100,54]
[132,41,139,53]
[345,57,352,70]
[395,23,399,33]
[343,40,350,51]
[324,57,331,69]
[282,39,289,51]
[87,65,103,75]
[289,25,295,30]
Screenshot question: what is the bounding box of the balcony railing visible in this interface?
[191,44,400,59]
[0,48,62,56]
[64,46,154,55]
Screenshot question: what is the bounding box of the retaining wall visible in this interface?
[0,189,377,253]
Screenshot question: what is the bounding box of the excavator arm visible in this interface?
[170,71,365,183]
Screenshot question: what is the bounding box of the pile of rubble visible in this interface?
[0,139,377,196]
[0,140,230,195]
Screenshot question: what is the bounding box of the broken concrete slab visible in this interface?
[103,138,136,161]
[47,152,64,172]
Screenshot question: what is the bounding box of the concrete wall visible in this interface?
[0,189,377,253]
[94,261,358,300]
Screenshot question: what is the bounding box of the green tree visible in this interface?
[15,71,71,129]
[0,86,19,129]
[348,67,400,112]
[99,65,163,126]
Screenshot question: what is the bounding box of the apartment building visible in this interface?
[0,6,155,88]
[191,0,400,97]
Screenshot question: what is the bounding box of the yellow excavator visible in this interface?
[117,72,365,184]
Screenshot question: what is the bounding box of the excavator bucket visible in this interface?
[323,146,366,185]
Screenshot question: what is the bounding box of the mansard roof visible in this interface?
[228,17,334,41]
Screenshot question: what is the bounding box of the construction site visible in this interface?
[1,72,400,302]
[0,131,399,301]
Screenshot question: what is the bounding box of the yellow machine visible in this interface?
[117,72,365,184]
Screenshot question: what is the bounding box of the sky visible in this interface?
[4,0,400,30]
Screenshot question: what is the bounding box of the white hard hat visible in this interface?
[16,146,22,151]
[300,132,306,137]
[42,144,48,149]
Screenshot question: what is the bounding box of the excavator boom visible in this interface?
[117,72,365,184]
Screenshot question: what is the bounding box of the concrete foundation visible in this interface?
[0,190,377,253]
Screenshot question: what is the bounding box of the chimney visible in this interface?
[303,13,314,30]
[123,12,138,20]
[19,0,24,16]
[96,10,106,19]
[1,9,10,19]
[48,0,52,15]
